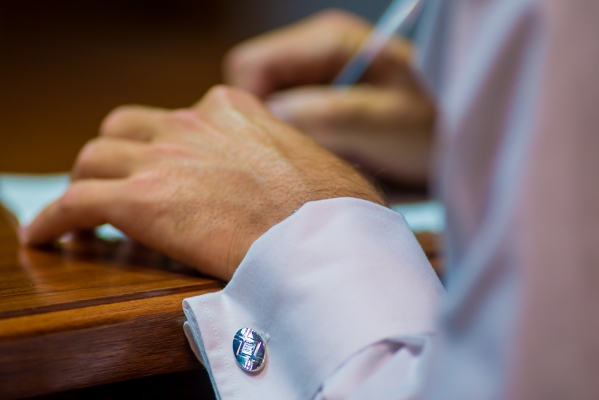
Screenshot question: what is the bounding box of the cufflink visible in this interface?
[233,328,267,372]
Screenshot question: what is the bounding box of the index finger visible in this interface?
[223,10,372,97]
[22,180,127,245]
[100,105,169,142]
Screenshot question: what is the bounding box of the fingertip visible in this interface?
[18,226,29,245]
[266,88,331,123]
[21,200,68,246]
[99,104,164,141]
[222,46,272,97]
[22,216,48,246]
[18,221,49,246]
[222,47,247,85]
[265,98,291,122]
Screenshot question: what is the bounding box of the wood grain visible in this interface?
[0,240,221,319]
[0,294,204,399]
[0,212,223,399]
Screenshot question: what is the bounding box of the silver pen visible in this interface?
[333,0,425,85]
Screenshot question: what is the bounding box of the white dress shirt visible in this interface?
[184,0,599,398]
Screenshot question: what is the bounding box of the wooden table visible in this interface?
[0,205,442,399]
[0,210,224,399]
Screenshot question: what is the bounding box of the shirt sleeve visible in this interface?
[183,197,444,400]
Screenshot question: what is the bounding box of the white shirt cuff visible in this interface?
[183,197,444,399]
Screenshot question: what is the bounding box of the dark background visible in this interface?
[0,0,390,172]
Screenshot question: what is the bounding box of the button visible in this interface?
[233,328,267,372]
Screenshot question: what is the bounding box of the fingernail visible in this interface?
[18,226,29,245]
[265,98,290,122]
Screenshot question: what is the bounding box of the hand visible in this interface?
[224,10,436,185]
[21,86,384,281]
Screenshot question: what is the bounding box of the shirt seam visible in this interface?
[201,296,240,400]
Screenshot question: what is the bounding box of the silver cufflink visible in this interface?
[233,328,267,372]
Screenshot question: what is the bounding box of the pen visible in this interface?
[333,0,425,86]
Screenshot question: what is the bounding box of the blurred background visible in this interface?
[0,0,390,173]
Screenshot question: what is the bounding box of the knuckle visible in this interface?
[313,9,366,29]
[76,138,101,165]
[223,45,264,81]
[99,105,140,135]
[148,141,188,159]
[165,109,202,130]
[72,139,103,177]
[128,170,161,192]
[204,85,255,112]
[223,47,248,75]
[57,185,83,215]
[205,85,238,104]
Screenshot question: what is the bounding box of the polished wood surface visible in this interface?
[0,212,224,399]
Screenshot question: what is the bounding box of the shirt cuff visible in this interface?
[183,197,444,400]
